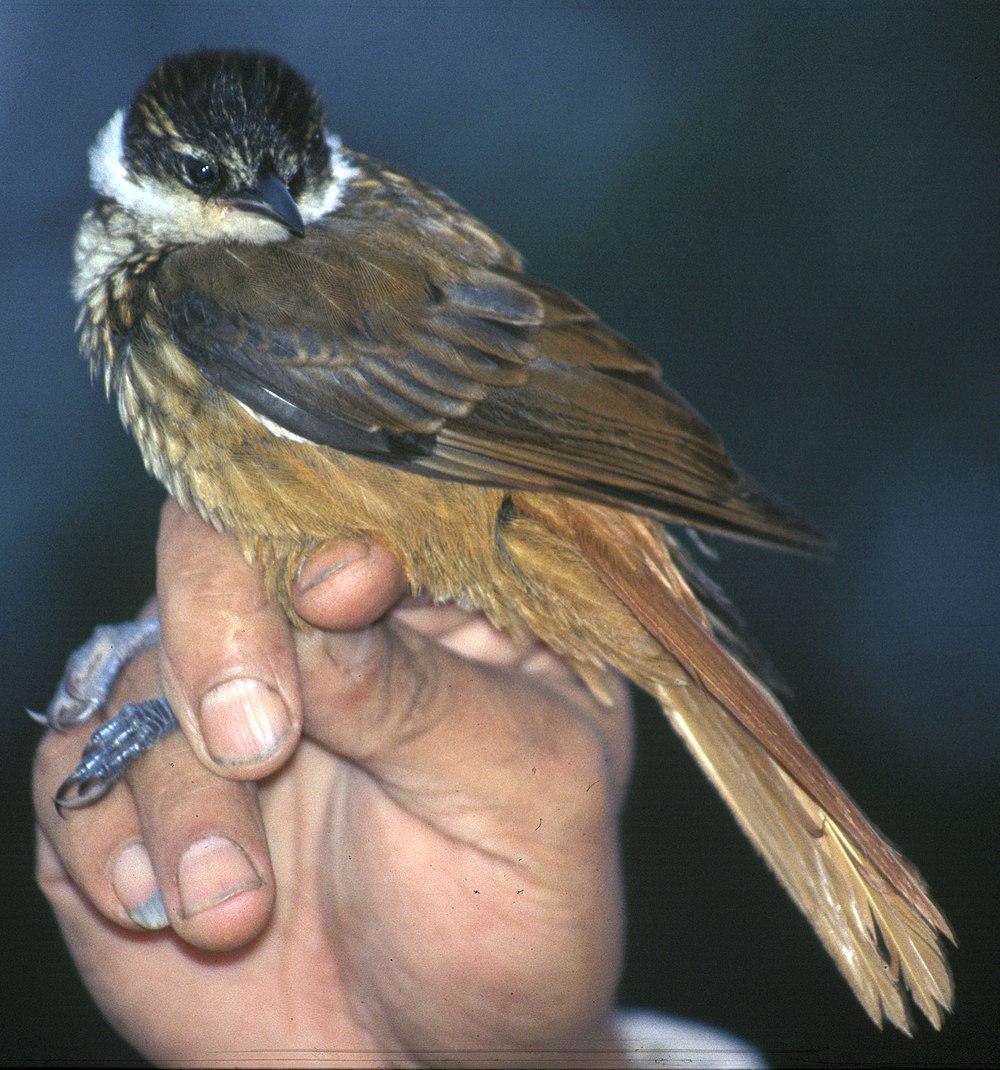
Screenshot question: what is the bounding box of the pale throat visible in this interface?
[86,109,358,246]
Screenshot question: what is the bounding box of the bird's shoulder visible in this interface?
[154,149,660,385]
[336,150,527,272]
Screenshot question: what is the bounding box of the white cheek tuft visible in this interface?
[298,130,360,222]
[87,109,286,244]
[89,110,129,199]
[87,110,359,241]
[89,109,176,218]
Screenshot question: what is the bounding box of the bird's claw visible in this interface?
[30,617,173,812]
[54,770,117,811]
[35,618,161,731]
[54,696,178,815]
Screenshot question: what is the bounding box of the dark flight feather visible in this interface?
[158,213,829,556]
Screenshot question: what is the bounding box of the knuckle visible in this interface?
[386,631,438,738]
[164,557,230,602]
[139,760,231,826]
[158,497,200,543]
[108,648,160,710]
[158,530,239,599]
[323,626,389,707]
[34,855,70,906]
[32,730,59,777]
[33,829,77,907]
[562,715,612,781]
[155,500,187,560]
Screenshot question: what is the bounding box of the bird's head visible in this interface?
[88,50,355,245]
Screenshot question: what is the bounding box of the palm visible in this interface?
[45,607,630,1066]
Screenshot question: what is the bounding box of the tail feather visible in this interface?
[661,681,953,1031]
[527,497,954,1029]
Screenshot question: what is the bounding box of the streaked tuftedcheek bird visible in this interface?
[53,48,952,1031]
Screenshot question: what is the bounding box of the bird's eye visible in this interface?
[182,157,220,190]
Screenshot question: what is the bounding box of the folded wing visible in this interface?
[158,223,829,554]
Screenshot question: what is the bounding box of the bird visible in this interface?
[62,48,952,1032]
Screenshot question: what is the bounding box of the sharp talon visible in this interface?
[52,696,179,812]
[32,617,162,732]
[47,695,102,732]
[26,708,48,726]
[55,773,115,816]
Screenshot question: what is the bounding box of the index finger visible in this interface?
[156,499,302,778]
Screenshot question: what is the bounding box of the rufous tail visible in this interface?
[530,497,954,1032]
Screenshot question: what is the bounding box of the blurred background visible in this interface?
[1,2,996,1066]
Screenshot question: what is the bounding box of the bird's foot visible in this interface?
[29,617,162,730]
[54,696,178,812]
[27,617,180,812]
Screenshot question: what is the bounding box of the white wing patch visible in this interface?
[235,399,314,444]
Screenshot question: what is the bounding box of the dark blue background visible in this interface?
[2,3,996,1066]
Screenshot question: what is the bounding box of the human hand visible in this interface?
[34,501,633,1068]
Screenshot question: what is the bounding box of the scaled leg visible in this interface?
[55,696,178,812]
[29,617,180,812]
[31,618,162,730]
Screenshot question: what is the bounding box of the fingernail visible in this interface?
[112,842,168,929]
[178,835,263,918]
[199,678,290,765]
[297,543,370,594]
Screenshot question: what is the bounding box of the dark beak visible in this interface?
[225,172,306,237]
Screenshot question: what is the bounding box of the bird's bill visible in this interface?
[223,172,305,236]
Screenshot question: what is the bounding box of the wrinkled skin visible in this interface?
[34,501,632,1068]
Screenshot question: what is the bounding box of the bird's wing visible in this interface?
[156,219,828,554]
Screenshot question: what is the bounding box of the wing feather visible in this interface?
[156,211,829,553]
[527,497,953,1030]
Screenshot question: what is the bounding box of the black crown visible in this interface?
[125,50,329,190]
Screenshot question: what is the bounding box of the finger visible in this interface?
[293,538,407,630]
[390,599,477,637]
[294,619,624,839]
[114,644,275,950]
[34,721,164,932]
[156,499,300,778]
[392,603,534,665]
[313,574,556,672]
